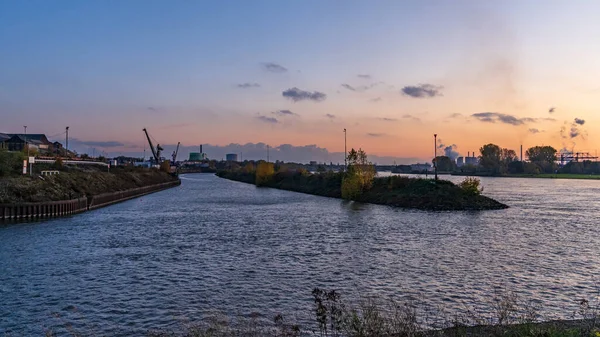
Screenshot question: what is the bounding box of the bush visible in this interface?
[255,162,275,186]
[459,177,483,196]
[0,150,25,176]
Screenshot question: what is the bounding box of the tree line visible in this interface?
[435,144,599,175]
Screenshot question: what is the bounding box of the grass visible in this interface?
[41,288,600,336]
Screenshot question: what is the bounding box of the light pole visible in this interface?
[267,145,270,163]
[344,128,347,171]
[23,126,28,157]
[65,126,69,157]
[434,134,438,181]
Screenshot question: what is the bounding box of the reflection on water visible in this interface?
[1,173,600,335]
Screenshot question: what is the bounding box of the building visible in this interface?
[189,152,207,161]
[465,156,478,165]
[456,157,465,167]
[0,133,53,152]
[309,161,317,166]
[410,163,433,172]
[225,153,238,161]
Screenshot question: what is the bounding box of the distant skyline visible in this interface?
[2,0,600,163]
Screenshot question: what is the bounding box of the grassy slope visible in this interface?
[0,167,178,203]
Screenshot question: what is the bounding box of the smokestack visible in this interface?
[520,145,523,161]
[467,151,469,157]
[200,144,203,153]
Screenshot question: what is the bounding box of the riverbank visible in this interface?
[216,170,508,210]
[0,167,180,220]
[0,167,179,204]
[452,171,600,180]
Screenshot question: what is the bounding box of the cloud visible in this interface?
[256,115,279,124]
[528,128,542,134]
[378,117,397,122]
[282,87,327,102]
[560,118,587,140]
[341,83,378,92]
[357,74,371,79]
[369,97,382,102]
[448,113,464,119]
[237,83,260,88]
[341,84,356,91]
[401,84,443,98]
[548,107,555,114]
[574,118,585,125]
[367,133,385,137]
[471,112,555,126]
[70,139,125,148]
[147,107,157,112]
[262,62,288,73]
[325,114,336,119]
[272,109,297,116]
[402,114,421,122]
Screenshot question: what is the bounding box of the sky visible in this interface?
[1,0,600,164]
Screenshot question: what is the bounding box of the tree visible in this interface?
[479,144,502,173]
[433,156,455,172]
[342,148,376,199]
[0,149,25,176]
[526,146,557,163]
[255,161,275,186]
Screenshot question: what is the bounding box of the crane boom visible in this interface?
[143,128,160,163]
[172,142,180,163]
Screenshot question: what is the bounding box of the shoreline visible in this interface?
[216,171,508,211]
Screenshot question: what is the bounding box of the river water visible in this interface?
[1,173,600,335]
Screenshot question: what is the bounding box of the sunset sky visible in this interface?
[1,0,600,163]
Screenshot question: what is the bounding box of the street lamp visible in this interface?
[343,129,347,170]
[23,126,28,157]
[434,134,438,181]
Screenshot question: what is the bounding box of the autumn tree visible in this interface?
[342,148,376,199]
[255,161,275,186]
[526,146,557,173]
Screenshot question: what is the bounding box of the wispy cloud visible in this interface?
[448,113,463,119]
[402,114,421,122]
[77,140,125,148]
[272,109,297,116]
[367,133,385,137]
[147,107,158,112]
[369,97,382,103]
[574,118,585,125]
[282,87,327,102]
[237,82,260,88]
[357,74,371,79]
[341,83,378,92]
[262,62,288,73]
[378,117,397,122]
[325,114,336,119]
[256,115,279,124]
[471,112,555,126]
[548,107,555,114]
[528,128,542,134]
[401,84,443,98]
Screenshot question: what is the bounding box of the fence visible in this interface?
[0,180,181,220]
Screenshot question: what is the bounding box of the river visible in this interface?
[1,173,600,335]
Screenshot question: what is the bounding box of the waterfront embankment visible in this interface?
[0,168,180,220]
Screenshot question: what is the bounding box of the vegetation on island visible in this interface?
[217,148,507,210]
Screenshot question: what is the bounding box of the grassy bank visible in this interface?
[43,287,598,336]
[216,169,507,211]
[452,172,600,180]
[0,166,179,204]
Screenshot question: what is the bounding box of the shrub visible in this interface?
[459,177,483,196]
[0,150,25,176]
[255,162,275,186]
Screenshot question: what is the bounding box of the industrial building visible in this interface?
[0,133,56,153]
[225,153,238,161]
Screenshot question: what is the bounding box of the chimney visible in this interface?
[520,145,523,161]
[200,144,203,153]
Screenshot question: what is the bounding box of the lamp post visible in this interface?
[23,126,28,157]
[65,126,69,157]
[344,128,347,171]
[434,134,438,181]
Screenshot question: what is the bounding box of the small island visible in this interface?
[217,148,507,211]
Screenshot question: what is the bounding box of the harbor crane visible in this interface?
[172,142,180,164]
[143,128,163,164]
